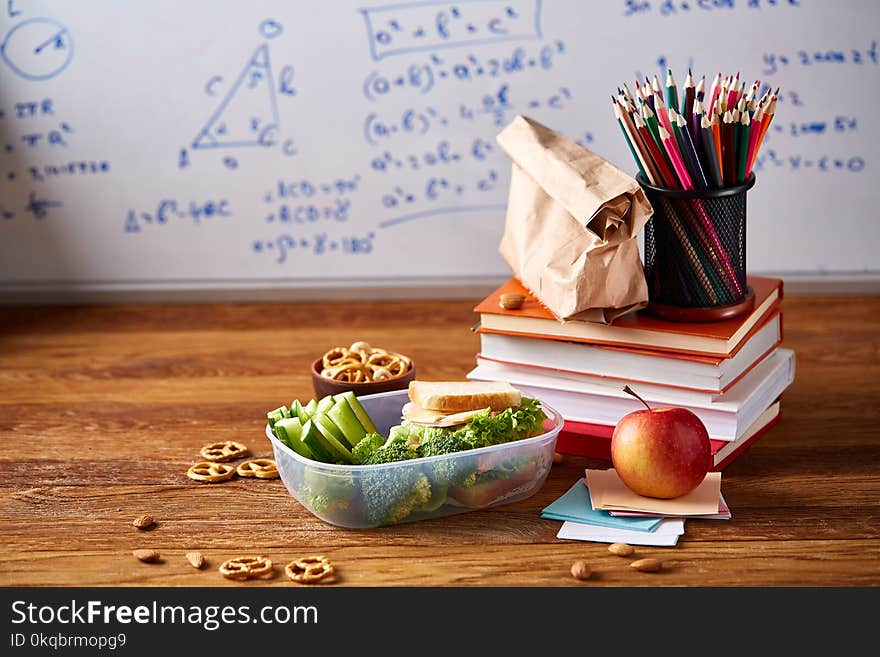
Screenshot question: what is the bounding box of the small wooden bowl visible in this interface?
[311,357,416,399]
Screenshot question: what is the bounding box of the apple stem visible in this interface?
[623,385,652,411]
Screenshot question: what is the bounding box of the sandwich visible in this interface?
[403,380,523,427]
[395,380,546,447]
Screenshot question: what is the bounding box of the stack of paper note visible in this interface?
[542,469,728,546]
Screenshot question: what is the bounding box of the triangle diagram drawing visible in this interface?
[192,43,280,149]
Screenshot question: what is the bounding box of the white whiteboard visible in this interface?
[0,0,878,299]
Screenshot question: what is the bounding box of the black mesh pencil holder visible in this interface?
[638,173,756,322]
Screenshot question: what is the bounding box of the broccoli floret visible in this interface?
[363,441,419,465]
[300,468,356,517]
[304,490,350,516]
[352,432,385,464]
[419,432,477,488]
[418,432,470,457]
[360,469,432,525]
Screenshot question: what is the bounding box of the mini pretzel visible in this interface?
[322,347,351,369]
[284,556,335,584]
[219,556,274,580]
[187,461,236,483]
[329,361,368,382]
[236,458,279,479]
[367,353,409,377]
[200,440,249,462]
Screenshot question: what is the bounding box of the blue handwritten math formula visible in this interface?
[262,175,361,225]
[124,199,232,233]
[362,41,565,100]
[623,0,800,18]
[253,231,376,264]
[360,0,542,60]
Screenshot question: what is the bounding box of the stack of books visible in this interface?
[468,276,794,471]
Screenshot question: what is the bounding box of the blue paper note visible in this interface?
[541,480,663,531]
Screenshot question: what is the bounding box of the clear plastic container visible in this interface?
[266,389,562,528]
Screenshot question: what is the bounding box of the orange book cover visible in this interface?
[474,276,783,358]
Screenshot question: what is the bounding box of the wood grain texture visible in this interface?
[0,296,878,587]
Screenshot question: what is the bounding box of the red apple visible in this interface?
[610,386,711,499]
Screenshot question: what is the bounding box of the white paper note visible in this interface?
[557,518,685,546]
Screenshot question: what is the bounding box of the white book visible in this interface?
[477,313,781,394]
[467,348,795,442]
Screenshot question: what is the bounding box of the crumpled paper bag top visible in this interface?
[496,115,653,323]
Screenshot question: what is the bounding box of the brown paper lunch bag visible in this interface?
[496,115,653,324]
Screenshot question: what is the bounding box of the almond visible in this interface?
[570,560,591,581]
[608,543,635,557]
[499,293,526,310]
[132,514,155,530]
[630,558,662,573]
[185,551,206,569]
[132,549,160,563]
[552,452,565,465]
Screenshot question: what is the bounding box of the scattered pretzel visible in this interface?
[236,458,279,479]
[200,440,249,462]
[284,556,335,584]
[218,556,274,581]
[186,461,236,483]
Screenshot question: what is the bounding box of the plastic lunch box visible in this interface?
[266,389,563,528]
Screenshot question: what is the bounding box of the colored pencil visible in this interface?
[753,93,777,169]
[614,99,648,181]
[691,98,704,158]
[666,68,679,110]
[616,98,661,185]
[745,103,764,175]
[737,110,751,183]
[676,111,709,190]
[681,69,694,118]
[659,124,693,189]
[711,108,724,183]
[641,103,665,154]
[708,72,722,113]
[721,110,733,185]
[695,74,706,103]
[726,72,740,110]
[635,113,678,188]
[700,114,724,188]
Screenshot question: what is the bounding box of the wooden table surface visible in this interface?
[1,296,878,587]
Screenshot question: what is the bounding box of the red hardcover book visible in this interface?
[556,401,781,471]
[474,276,783,358]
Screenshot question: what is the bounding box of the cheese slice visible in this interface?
[402,402,487,427]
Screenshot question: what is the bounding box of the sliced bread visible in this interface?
[408,380,521,413]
